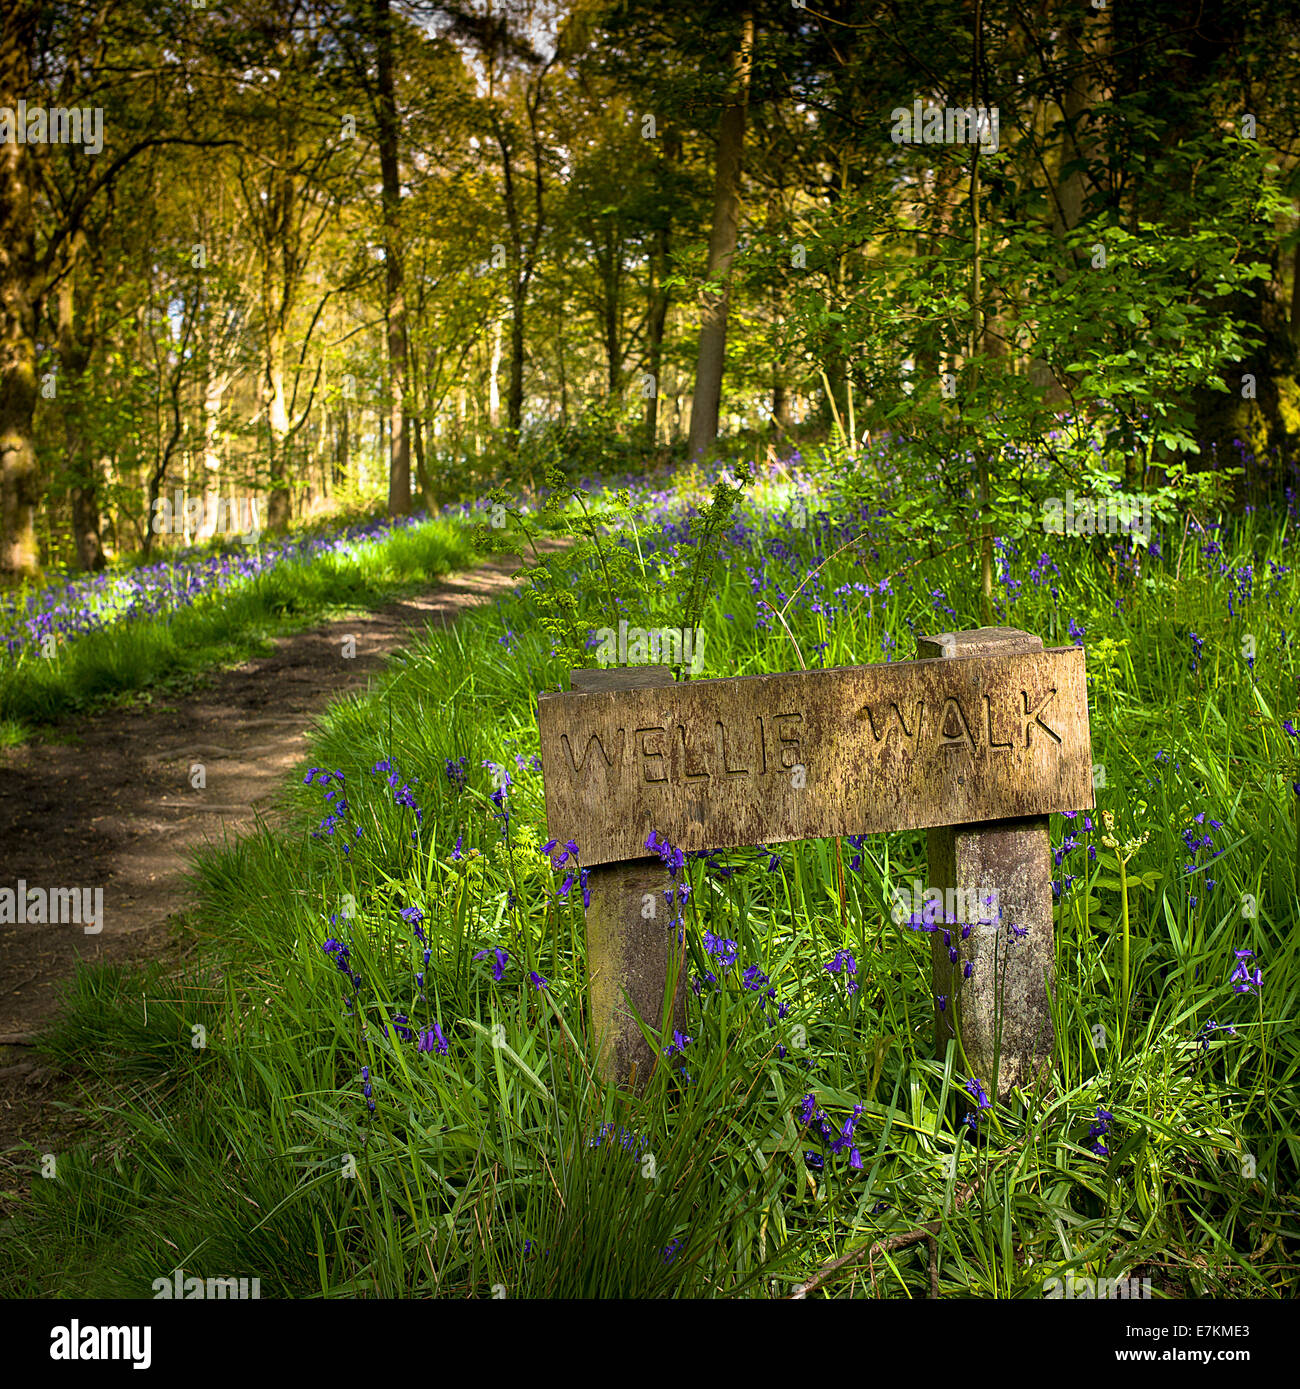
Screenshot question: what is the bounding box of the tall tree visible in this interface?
[686,10,754,461]
[0,0,41,575]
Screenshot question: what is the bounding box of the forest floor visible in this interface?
[0,546,535,1174]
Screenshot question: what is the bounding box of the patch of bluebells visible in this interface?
[0,509,440,658]
[399,904,432,1000]
[702,931,738,970]
[322,934,362,1009]
[444,756,468,792]
[483,761,512,836]
[1188,630,1204,675]
[588,1123,650,1161]
[543,837,590,909]
[824,950,858,995]
[1229,948,1262,996]
[993,537,1024,612]
[305,768,362,855]
[757,980,789,1056]
[384,1012,415,1043]
[1195,1018,1236,1052]
[474,945,510,982]
[962,1076,991,1137]
[1147,748,1184,792]
[1052,815,1085,899]
[798,1093,864,1171]
[645,829,686,879]
[1086,1106,1113,1157]
[742,964,770,991]
[1181,812,1223,908]
[1029,553,1060,600]
[370,758,424,844]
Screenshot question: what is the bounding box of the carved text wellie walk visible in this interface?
[538,647,1092,867]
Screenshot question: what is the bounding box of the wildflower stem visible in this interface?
[1118,851,1131,1062]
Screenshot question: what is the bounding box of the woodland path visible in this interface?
[0,547,535,1174]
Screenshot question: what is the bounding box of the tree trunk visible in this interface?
[412,409,434,510]
[488,316,503,428]
[264,328,292,531]
[507,295,525,442]
[198,371,228,542]
[604,223,621,396]
[0,3,41,578]
[771,381,790,430]
[55,266,106,570]
[376,0,410,515]
[644,224,670,447]
[686,12,754,462]
[333,402,349,486]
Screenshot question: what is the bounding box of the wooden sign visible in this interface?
[538,647,1093,867]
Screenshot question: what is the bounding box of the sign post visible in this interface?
[538,627,1092,1094]
[566,666,685,1089]
[916,628,1061,1097]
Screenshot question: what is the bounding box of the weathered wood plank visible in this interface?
[538,646,1093,867]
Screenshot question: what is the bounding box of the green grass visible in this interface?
[1,456,1295,1298]
[0,515,478,734]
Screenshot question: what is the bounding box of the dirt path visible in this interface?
[0,548,534,1167]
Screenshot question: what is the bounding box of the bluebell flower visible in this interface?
[824,950,859,994]
[1195,1019,1236,1052]
[1086,1105,1112,1156]
[964,1077,990,1111]
[702,931,738,969]
[1230,948,1262,995]
[474,946,510,982]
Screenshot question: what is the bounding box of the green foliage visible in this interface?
[473,462,751,676]
[4,462,1295,1299]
